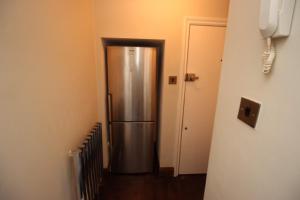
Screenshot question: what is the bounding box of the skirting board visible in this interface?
[158,167,174,177]
[103,167,174,177]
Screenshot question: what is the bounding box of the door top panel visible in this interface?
[107,46,157,121]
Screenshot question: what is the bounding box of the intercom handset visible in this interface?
[259,0,296,74]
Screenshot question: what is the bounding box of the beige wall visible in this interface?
[205,0,300,200]
[94,0,229,168]
[0,1,97,200]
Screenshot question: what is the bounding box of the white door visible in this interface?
[179,25,226,174]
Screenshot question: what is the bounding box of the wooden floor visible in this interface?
[97,174,206,200]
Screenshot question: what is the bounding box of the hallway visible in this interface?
[98,174,206,200]
[2,0,300,200]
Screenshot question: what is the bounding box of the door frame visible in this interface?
[174,17,227,176]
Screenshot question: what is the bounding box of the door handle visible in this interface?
[108,93,113,148]
[185,73,199,82]
[108,124,113,147]
[108,93,112,122]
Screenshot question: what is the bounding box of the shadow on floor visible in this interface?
[98,174,206,200]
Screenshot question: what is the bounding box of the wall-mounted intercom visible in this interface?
[259,0,296,74]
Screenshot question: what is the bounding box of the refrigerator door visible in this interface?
[110,122,155,173]
[107,46,157,122]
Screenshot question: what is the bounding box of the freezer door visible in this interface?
[110,122,155,173]
[107,46,157,121]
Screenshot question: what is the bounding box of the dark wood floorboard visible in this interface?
[97,174,206,200]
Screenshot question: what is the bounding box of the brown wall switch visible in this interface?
[168,76,177,84]
[238,97,261,128]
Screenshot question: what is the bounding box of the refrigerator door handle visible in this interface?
[108,93,113,158]
[109,123,112,145]
[108,93,112,122]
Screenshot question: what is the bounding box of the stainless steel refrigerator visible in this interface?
[106,46,157,173]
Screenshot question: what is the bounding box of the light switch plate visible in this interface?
[238,97,261,128]
[168,76,177,85]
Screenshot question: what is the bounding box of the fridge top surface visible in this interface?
[107,45,157,49]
